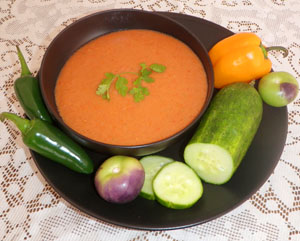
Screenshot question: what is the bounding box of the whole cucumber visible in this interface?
[184,83,263,184]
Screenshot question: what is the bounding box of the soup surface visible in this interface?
[55,29,207,145]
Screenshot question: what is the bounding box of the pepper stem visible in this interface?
[0,112,32,135]
[265,46,289,58]
[16,46,32,77]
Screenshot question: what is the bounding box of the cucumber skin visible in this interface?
[185,83,263,175]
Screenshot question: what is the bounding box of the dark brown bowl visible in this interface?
[39,9,214,156]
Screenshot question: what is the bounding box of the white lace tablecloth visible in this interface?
[1,1,300,240]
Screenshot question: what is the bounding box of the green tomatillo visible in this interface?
[258,71,299,107]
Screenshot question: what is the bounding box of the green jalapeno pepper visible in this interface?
[0,112,94,174]
[14,46,52,123]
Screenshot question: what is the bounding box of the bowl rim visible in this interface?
[39,8,214,150]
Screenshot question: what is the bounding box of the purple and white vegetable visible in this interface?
[94,155,145,203]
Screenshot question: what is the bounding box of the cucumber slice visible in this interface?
[153,161,203,209]
[139,155,174,200]
[184,143,234,185]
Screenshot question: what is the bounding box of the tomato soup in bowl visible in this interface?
[55,29,207,146]
[39,9,214,156]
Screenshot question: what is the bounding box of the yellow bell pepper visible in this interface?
[209,32,288,89]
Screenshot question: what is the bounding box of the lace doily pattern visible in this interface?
[1,0,300,240]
